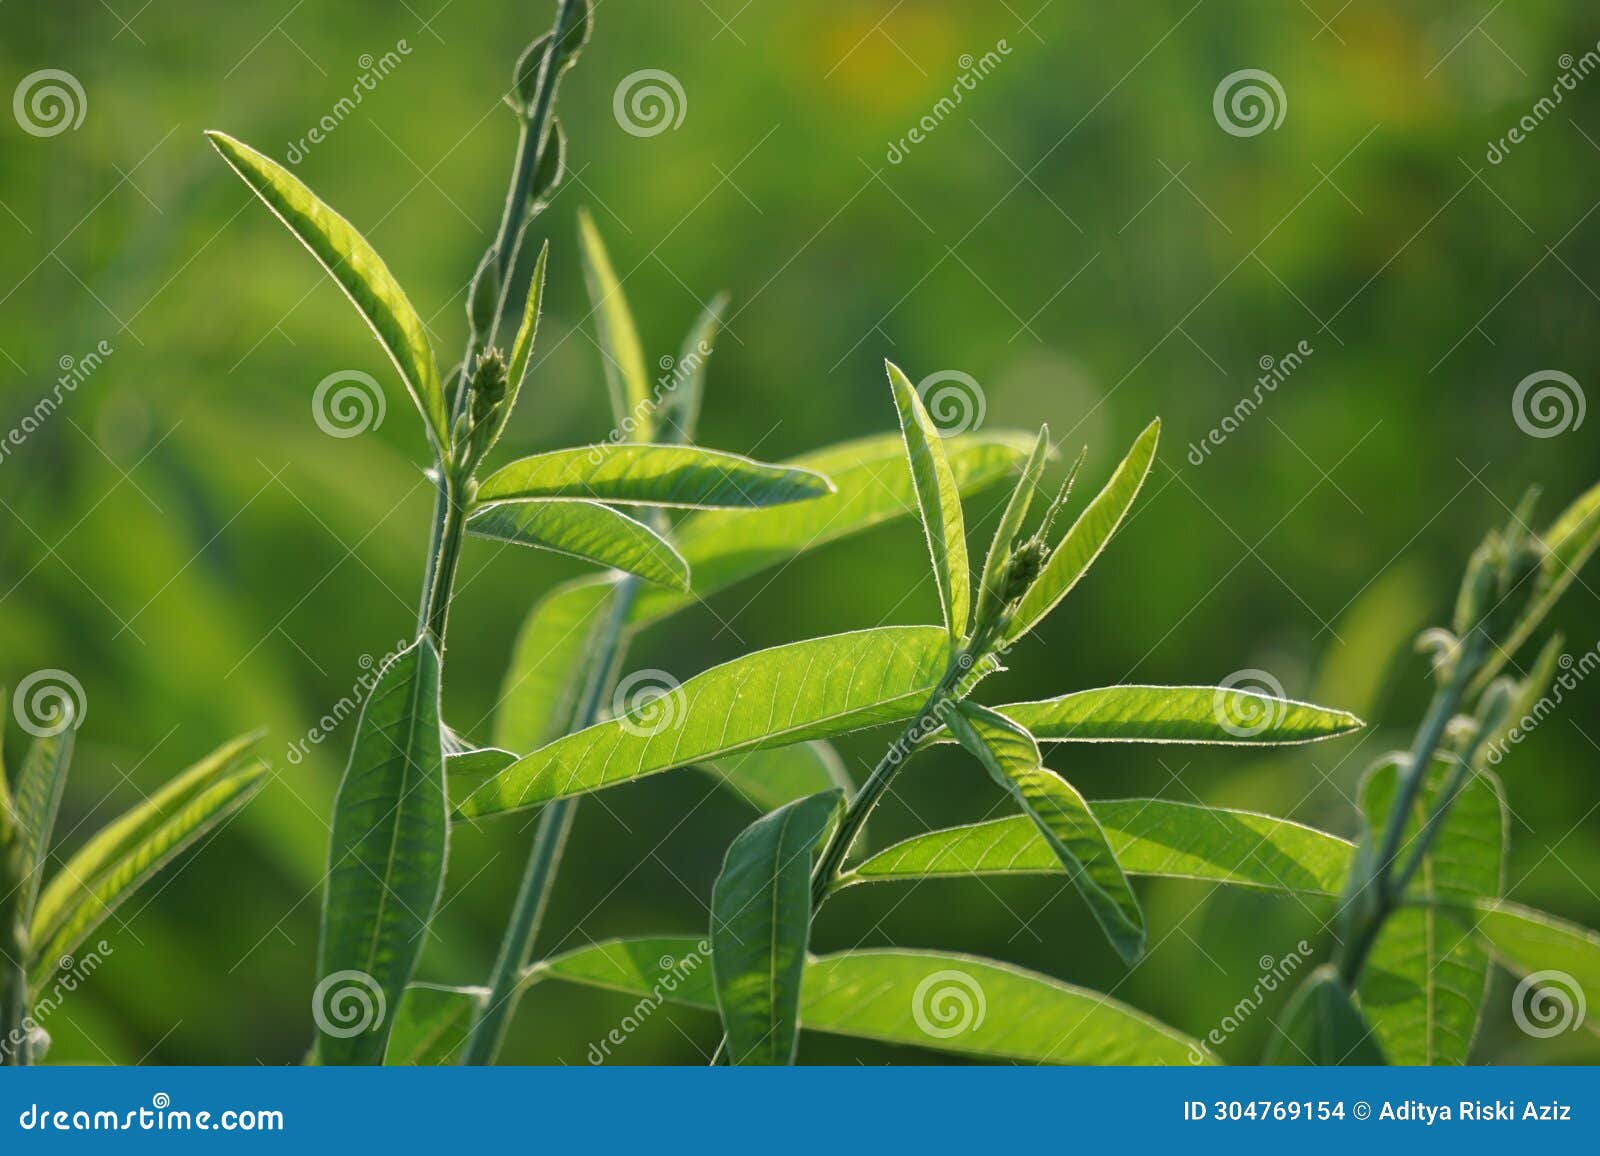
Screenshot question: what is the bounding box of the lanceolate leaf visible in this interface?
[577,209,652,440]
[632,432,1031,628]
[990,685,1363,746]
[1356,761,1505,1065]
[316,640,447,1065]
[485,240,549,458]
[467,499,689,590]
[888,362,970,640]
[711,790,840,1065]
[700,742,855,815]
[1005,419,1159,643]
[660,295,727,444]
[947,704,1145,963]
[13,716,77,928]
[475,445,833,509]
[976,426,1049,622]
[1446,899,1600,1036]
[1265,965,1385,1065]
[493,576,618,755]
[846,799,1352,897]
[204,132,449,453]
[537,936,1207,1065]
[385,983,488,1065]
[455,626,950,819]
[28,734,266,989]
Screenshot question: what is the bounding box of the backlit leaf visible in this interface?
[975,426,1049,624]
[484,240,549,458]
[887,362,969,640]
[659,295,727,444]
[991,685,1363,746]
[468,499,689,589]
[577,209,651,440]
[700,741,855,815]
[476,444,833,509]
[1446,899,1600,1037]
[493,576,618,755]
[385,983,487,1065]
[12,716,76,930]
[1265,965,1385,1064]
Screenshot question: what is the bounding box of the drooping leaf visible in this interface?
[455,626,950,819]
[630,432,1033,628]
[577,209,652,440]
[25,733,265,991]
[700,741,855,815]
[493,576,618,755]
[1005,419,1160,643]
[13,714,77,929]
[484,240,549,458]
[659,295,727,444]
[467,499,689,589]
[1264,965,1386,1064]
[316,639,447,1065]
[975,425,1049,624]
[887,362,970,640]
[384,983,487,1065]
[538,936,1207,1064]
[946,704,1144,963]
[204,132,449,453]
[988,685,1364,746]
[846,798,1352,897]
[711,790,840,1065]
[476,445,833,510]
[1445,899,1600,1037]
[1355,760,1505,1064]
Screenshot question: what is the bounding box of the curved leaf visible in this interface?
[660,295,727,444]
[577,209,651,439]
[468,500,689,590]
[476,444,834,510]
[483,240,549,458]
[975,426,1049,624]
[385,983,487,1065]
[316,639,447,1065]
[1005,419,1159,643]
[456,626,950,819]
[1265,965,1385,1065]
[846,799,1353,897]
[493,576,618,755]
[888,362,969,639]
[537,936,1206,1065]
[700,741,855,815]
[12,716,76,930]
[712,790,841,1065]
[205,132,448,452]
[994,685,1363,746]
[1447,899,1600,1036]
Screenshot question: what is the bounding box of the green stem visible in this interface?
[2,961,27,1065]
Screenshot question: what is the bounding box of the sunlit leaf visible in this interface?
[316,640,447,1065]
[659,295,727,444]
[988,685,1363,746]
[455,626,950,819]
[205,131,449,453]
[1264,965,1385,1065]
[887,362,969,640]
[712,790,840,1065]
[12,715,76,931]
[577,209,651,440]
[385,983,487,1065]
[476,444,833,509]
[1444,899,1600,1037]
[975,426,1049,624]
[700,741,854,815]
[485,240,549,458]
[493,576,618,755]
[468,499,689,589]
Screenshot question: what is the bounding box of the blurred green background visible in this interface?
[2,0,1598,1064]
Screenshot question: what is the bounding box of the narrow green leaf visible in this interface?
[484,240,549,458]
[539,936,1207,1064]
[712,790,840,1065]
[28,733,266,991]
[660,295,727,445]
[1005,419,1160,643]
[467,499,689,590]
[991,685,1364,746]
[316,639,447,1065]
[204,131,449,453]
[700,741,855,815]
[975,426,1049,623]
[384,983,488,1065]
[13,716,77,930]
[1445,899,1600,1037]
[887,362,970,639]
[476,444,834,510]
[493,576,618,755]
[946,704,1145,963]
[1265,965,1386,1064]
[1355,761,1504,1064]
[577,209,651,440]
[455,625,950,819]
[846,799,1353,897]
